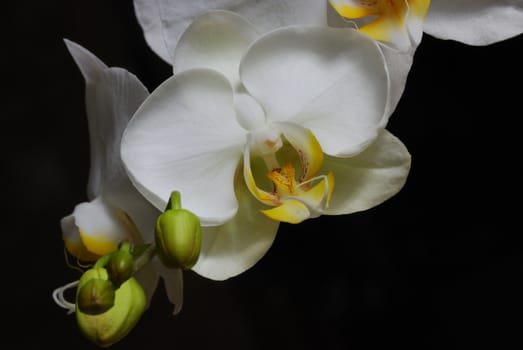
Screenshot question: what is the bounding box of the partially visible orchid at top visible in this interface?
[121,11,411,281]
[134,0,523,57]
[133,0,523,113]
[54,40,184,316]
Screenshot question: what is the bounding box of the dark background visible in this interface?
[3,1,522,349]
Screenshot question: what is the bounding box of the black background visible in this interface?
[3,1,522,349]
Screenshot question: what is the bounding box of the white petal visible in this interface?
[60,213,95,261]
[64,39,107,82]
[133,0,173,62]
[174,10,259,87]
[234,89,267,131]
[406,0,430,47]
[62,197,135,259]
[121,69,246,226]
[240,26,389,157]
[323,5,414,115]
[61,214,79,244]
[64,40,149,200]
[324,130,411,215]
[424,0,523,45]
[380,44,415,117]
[152,258,184,314]
[133,262,160,310]
[234,0,329,31]
[133,0,328,63]
[103,181,160,243]
[192,177,280,280]
[74,197,134,244]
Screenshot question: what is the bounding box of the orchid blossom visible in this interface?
[132,0,523,116]
[121,11,411,280]
[55,40,183,314]
[134,0,523,58]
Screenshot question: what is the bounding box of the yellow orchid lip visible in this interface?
[261,171,335,223]
[243,125,335,224]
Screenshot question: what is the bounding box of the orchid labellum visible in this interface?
[121,11,411,280]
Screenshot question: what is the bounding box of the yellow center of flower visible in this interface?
[266,162,297,199]
[243,124,335,224]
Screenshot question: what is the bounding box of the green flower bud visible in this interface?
[76,267,146,347]
[155,191,201,269]
[77,277,115,315]
[106,245,134,287]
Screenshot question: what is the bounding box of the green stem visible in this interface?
[119,241,132,253]
[94,254,111,269]
[166,191,182,211]
[132,243,157,274]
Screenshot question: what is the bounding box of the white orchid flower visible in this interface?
[132,0,523,117]
[121,11,411,280]
[58,40,183,314]
[133,0,523,57]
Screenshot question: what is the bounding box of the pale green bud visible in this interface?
[155,191,201,269]
[76,267,146,347]
[106,244,134,287]
[77,277,115,315]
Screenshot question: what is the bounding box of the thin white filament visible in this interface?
[52,280,79,315]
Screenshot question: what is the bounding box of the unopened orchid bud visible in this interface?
[106,243,134,287]
[77,277,115,315]
[155,191,201,269]
[76,268,146,347]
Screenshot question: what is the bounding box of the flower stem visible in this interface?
[132,243,157,274]
[166,191,182,210]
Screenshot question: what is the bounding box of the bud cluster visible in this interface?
[57,191,202,347]
[75,243,146,347]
